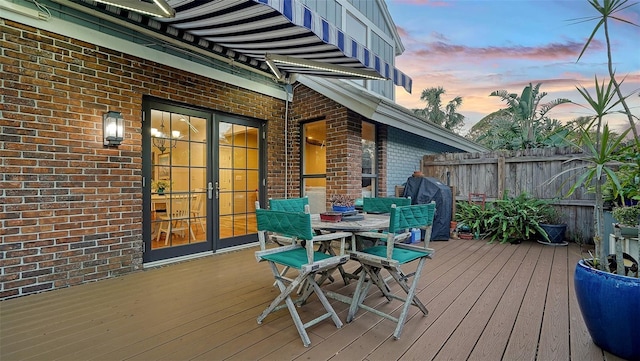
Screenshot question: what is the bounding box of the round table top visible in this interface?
[311,213,389,232]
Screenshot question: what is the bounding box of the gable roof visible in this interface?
[298,76,488,153]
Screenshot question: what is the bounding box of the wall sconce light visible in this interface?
[103,111,124,147]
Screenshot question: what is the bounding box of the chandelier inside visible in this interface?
[151,114,180,153]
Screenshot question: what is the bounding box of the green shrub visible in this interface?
[457,191,550,244]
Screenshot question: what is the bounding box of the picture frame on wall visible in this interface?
[158,153,170,180]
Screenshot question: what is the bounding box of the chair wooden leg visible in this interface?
[347,269,369,323]
[156,221,165,243]
[347,259,429,340]
[257,260,343,347]
[164,223,172,245]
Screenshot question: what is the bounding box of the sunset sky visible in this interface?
[386,0,640,135]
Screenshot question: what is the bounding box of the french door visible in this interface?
[142,98,264,263]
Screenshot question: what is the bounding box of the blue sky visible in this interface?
[386,0,640,135]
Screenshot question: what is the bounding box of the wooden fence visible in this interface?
[421,147,596,243]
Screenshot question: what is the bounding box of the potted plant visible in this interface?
[329,194,355,212]
[152,180,171,194]
[612,204,640,236]
[562,2,640,358]
[537,202,568,245]
[454,201,486,239]
[483,191,548,244]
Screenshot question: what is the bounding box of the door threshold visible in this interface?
[143,242,259,269]
[144,251,214,269]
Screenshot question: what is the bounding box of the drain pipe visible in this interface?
[283,83,292,198]
[282,81,302,199]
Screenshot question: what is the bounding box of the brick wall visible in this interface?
[289,85,387,208]
[0,20,285,299]
[386,127,464,194]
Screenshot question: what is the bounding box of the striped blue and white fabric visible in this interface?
[84,0,412,93]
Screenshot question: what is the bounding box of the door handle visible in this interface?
[208,182,213,199]
[215,181,220,199]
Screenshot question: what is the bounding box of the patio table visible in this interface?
[311,213,390,285]
[311,213,390,232]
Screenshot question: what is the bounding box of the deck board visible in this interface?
[0,239,607,361]
[467,244,542,360]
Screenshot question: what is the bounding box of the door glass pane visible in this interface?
[233,148,247,168]
[362,121,377,197]
[247,170,259,191]
[219,145,232,168]
[233,170,246,191]
[247,149,258,169]
[150,109,207,249]
[303,120,326,175]
[219,121,259,242]
[302,121,327,213]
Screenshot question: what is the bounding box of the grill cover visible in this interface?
[403,176,452,241]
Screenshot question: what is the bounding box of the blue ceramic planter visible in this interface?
[540,223,567,244]
[574,260,640,360]
[332,205,355,213]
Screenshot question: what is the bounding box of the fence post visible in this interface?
[497,155,505,199]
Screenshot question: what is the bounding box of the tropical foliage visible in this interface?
[562,0,639,271]
[575,0,639,143]
[474,83,572,150]
[455,192,551,244]
[550,76,632,269]
[412,87,465,132]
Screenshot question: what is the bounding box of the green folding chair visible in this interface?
[356,197,412,243]
[269,197,309,212]
[347,202,436,340]
[254,204,351,347]
[270,197,353,284]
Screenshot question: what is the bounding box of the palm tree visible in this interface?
[489,83,571,148]
[413,87,465,132]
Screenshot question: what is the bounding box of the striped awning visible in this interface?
[76,0,412,93]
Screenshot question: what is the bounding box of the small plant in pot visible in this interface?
[329,194,355,212]
[152,180,171,194]
[537,203,568,246]
[454,201,486,239]
[612,204,640,236]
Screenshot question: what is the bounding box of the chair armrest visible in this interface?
[355,231,388,239]
[255,244,300,262]
[394,243,435,258]
[313,231,352,255]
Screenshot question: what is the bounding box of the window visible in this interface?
[302,120,327,213]
[362,121,376,198]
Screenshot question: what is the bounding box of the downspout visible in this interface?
[283,83,292,198]
[282,81,301,199]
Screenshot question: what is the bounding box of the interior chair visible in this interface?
[347,202,436,340]
[254,203,352,347]
[190,189,206,233]
[156,194,196,245]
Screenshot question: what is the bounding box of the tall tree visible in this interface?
[489,83,571,148]
[412,87,465,132]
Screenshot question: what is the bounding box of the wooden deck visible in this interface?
[0,238,624,360]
